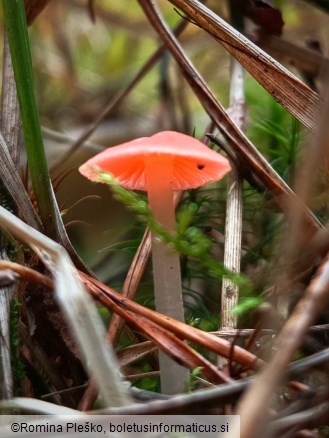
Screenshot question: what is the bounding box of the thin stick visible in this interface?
[0,261,231,387]
[0,260,263,369]
[84,274,263,369]
[219,34,246,365]
[233,252,329,438]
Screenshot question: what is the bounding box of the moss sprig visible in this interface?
[97,172,251,293]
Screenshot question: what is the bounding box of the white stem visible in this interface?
[146,157,188,394]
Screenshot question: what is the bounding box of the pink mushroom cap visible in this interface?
[79,131,231,191]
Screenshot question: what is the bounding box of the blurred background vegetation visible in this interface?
[12,0,329,317]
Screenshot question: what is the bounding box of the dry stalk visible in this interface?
[277,83,329,317]
[231,252,329,438]
[0,32,23,169]
[0,33,26,400]
[219,56,246,366]
[0,260,263,371]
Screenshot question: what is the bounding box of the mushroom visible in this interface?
[79,131,231,394]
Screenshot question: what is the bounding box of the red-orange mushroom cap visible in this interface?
[79,131,231,191]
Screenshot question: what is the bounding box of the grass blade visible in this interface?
[2,0,61,237]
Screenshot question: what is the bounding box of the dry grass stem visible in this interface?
[234,252,329,438]
[219,57,245,364]
[166,0,322,133]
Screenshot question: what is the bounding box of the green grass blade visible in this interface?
[2,0,58,237]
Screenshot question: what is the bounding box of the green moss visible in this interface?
[185,366,203,392]
[97,173,251,294]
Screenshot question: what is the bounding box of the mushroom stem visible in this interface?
[145,157,188,394]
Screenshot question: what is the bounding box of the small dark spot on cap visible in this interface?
[197,163,205,170]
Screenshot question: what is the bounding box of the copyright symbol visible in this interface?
[11,423,20,433]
